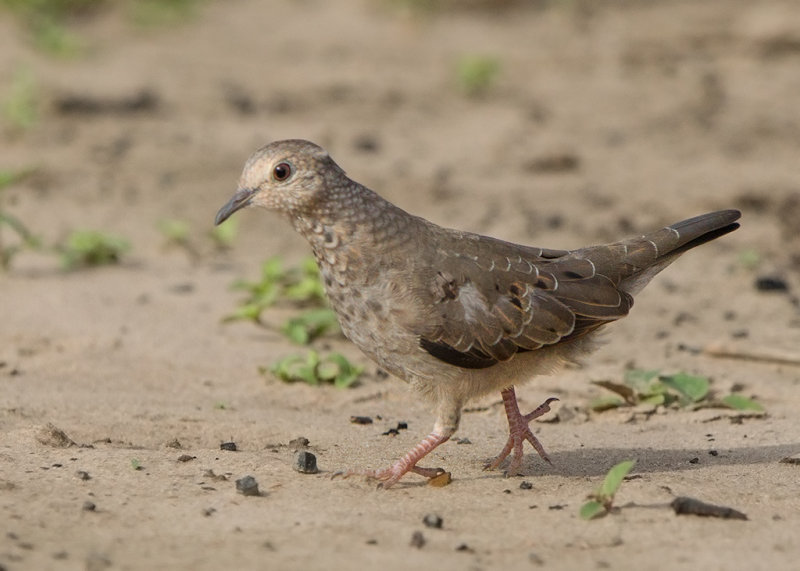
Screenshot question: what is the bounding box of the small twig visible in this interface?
[703,342,800,367]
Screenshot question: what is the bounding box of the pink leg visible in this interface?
[341,431,450,488]
[485,387,558,476]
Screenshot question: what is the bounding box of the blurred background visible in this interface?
[1,0,798,268]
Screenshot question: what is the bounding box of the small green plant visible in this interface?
[157,217,202,259]
[737,247,761,270]
[268,350,363,389]
[131,458,143,471]
[209,218,237,250]
[58,230,130,269]
[456,55,500,97]
[580,460,636,520]
[281,307,340,345]
[0,167,41,269]
[591,369,762,412]
[0,0,97,57]
[2,67,38,131]
[226,256,327,324]
[158,218,190,245]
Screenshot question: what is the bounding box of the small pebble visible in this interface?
[689,457,700,464]
[235,476,260,496]
[82,501,96,512]
[220,441,237,452]
[350,416,373,425]
[177,454,195,463]
[755,276,789,292]
[410,531,426,549]
[709,450,719,457]
[529,553,545,566]
[519,481,533,490]
[76,470,91,481]
[456,543,474,553]
[294,451,319,474]
[422,513,443,529]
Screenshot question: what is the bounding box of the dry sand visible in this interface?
[2,1,799,569]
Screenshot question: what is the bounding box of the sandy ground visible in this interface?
[2,1,800,569]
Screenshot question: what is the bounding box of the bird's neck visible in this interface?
[290,184,422,282]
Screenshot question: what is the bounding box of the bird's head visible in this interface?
[215,139,345,225]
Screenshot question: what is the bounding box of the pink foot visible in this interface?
[337,431,450,488]
[485,387,558,476]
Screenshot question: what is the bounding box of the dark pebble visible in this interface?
[709,450,719,456]
[456,543,474,553]
[294,451,319,474]
[82,501,96,512]
[76,470,91,481]
[755,276,789,292]
[689,457,700,464]
[220,441,237,452]
[410,531,426,549]
[519,481,533,490]
[177,454,196,462]
[350,416,373,425]
[422,513,443,529]
[235,476,260,496]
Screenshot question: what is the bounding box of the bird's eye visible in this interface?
[273,162,293,182]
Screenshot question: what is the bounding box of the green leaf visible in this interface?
[721,394,764,412]
[210,217,237,248]
[325,353,364,389]
[659,373,709,404]
[598,460,636,499]
[624,369,660,393]
[157,218,190,243]
[268,351,362,388]
[737,248,761,270]
[59,230,130,269]
[589,396,625,412]
[456,55,500,97]
[261,257,285,282]
[281,307,339,345]
[639,393,666,406]
[580,500,606,520]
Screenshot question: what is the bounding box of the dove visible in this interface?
[215,139,740,488]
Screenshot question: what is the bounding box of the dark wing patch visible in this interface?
[418,239,633,370]
[419,338,497,369]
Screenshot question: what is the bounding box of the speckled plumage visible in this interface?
[216,139,741,488]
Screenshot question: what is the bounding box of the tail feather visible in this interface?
[619,209,740,294]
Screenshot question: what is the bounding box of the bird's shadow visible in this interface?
[484,442,800,479]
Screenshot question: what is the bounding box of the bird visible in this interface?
[215,139,741,488]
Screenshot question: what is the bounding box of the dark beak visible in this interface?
[215,187,256,225]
